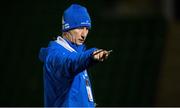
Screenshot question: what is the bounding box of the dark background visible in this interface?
[0,0,180,107]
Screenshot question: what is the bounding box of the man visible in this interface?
[39,4,111,107]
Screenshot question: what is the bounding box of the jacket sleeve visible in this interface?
[53,48,98,77]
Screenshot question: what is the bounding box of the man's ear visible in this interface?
[62,32,68,37]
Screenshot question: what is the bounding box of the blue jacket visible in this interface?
[39,36,97,107]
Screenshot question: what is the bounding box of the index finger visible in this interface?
[92,49,104,56]
[107,50,113,53]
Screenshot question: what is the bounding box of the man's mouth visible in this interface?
[79,39,85,43]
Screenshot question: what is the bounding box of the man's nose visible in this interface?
[82,28,88,36]
[81,35,85,40]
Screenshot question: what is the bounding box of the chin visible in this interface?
[78,43,83,45]
[77,43,83,45]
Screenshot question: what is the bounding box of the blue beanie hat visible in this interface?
[62,4,91,32]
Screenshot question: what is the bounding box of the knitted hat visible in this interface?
[62,4,91,32]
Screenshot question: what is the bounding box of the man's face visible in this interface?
[67,27,89,45]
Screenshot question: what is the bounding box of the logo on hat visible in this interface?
[62,16,70,29]
[81,20,90,25]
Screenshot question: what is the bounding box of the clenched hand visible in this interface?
[92,49,112,62]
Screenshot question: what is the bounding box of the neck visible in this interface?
[62,32,73,42]
[62,33,75,46]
